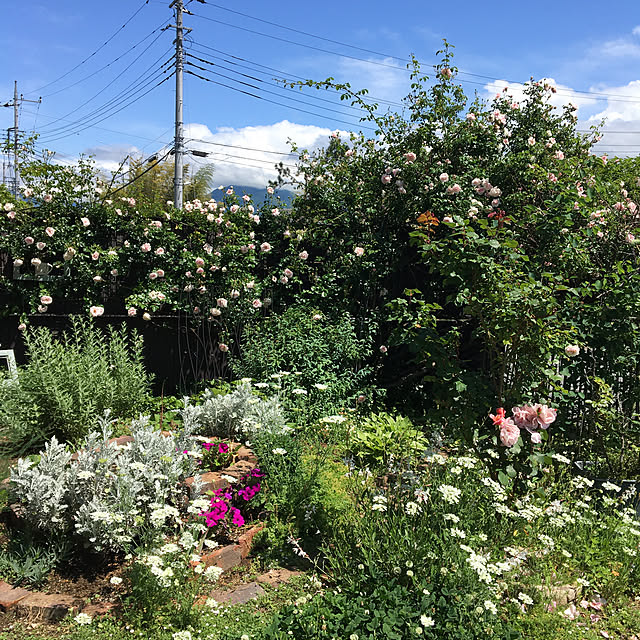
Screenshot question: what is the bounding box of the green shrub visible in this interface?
[231,305,373,423]
[348,412,428,471]
[0,317,152,451]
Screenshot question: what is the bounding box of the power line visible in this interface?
[42,20,172,99]
[28,0,153,96]
[39,46,174,134]
[185,68,377,131]
[186,138,298,156]
[190,6,640,105]
[39,72,175,144]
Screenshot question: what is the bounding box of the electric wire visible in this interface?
[28,0,153,96]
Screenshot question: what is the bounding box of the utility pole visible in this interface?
[1,81,41,197]
[170,0,191,210]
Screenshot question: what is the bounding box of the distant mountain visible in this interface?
[210,185,295,205]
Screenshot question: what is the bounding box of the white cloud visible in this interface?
[483,78,598,113]
[82,144,141,173]
[336,57,407,105]
[182,120,340,188]
[587,80,640,122]
[599,38,640,58]
[633,25,640,37]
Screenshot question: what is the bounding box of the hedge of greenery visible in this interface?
[2,45,640,476]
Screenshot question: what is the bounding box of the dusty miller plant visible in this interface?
[9,411,200,552]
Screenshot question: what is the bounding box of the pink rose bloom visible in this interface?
[530,432,542,444]
[218,343,229,352]
[260,242,272,252]
[196,267,204,275]
[128,307,137,317]
[43,194,52,203]
[299,250,309,260]
[25,236,34,245]
[404,152,417,163]
[565,345,580,357]
[354,246,364,257]
[92,251,100,261]
[141,243,151,253]
[381,174,392,185]
[149,272,158,280]
[379,345,388,353]
[512,404,557,431]
[217,298,228,308]
[6,211,16,220]
[38,305,48,313]
[156,269,165,278]
[231,289,240,299]
[284,268,293,278]
[252,299,263,309]
[441,67,453,79]
[528,136,536,146]
[442,216,454,224]
[230,205,239,213]
[155,247,165,255]
[439,173,449,182]
[18,322,26,331]
[466,112,476,121]
[40,295,53,305]
[499,418,520,447]
[36,242,46,250]
[267,187,274,195]
[195,257,205,267]
[271,208,280,216]
[446,184,461,195]
[45,227,55,237]
[89,306,104,317]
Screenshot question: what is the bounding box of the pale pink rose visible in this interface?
[466,112,476,121]
[354,246,364,257]
[284,268,293,278]
[38,305,48,313]
[280,275,289,284]
[45,227,55,237]
[379,345,388,353]
[149,272,158,280]
[527,136,536,146]
[40,295,53,305]
[442,216,454,224]
[231,289,240,299]
[440,67,453,79]
[252,299,263,309]
[43,194,52,203]
[142,312,151,321]
[25,236,34,245]
[18,322,26,331]
[271,208,280,216]
[13,259,23,267]
[155,247,165,255]
[345,149,354,157]
[31,257,41,266]
[512,404,557,431]
[439,173,449,182]
[230,205,239,213]
[195,257,205,267]
[193,306,200,314]
[89,306,104,317]
[246,280,255,289]
[141,243,151,253]
[210,308,221,317]
[381,174,392,185]
[530,432,542,444]
[93,276,102,282]
[196,267,204,275]
[299,250,309,260]
[36,242,46,250]
[110,269,118,276]
[128,307,137,317]
[90,251,99,261]
[565,345,580,357]
[248,243,255,251]
[499,418,521,447]
[404,152,417,163]
[260,242,272,252]
[218,343,229,352]
[156,269,165,278]
[217,298,228,308]
[446,184,461,195]
[554,150,565,160]
[6,211,15,220]
[626,233,635,243]
[23,188,33,198]
[267,187,274,194]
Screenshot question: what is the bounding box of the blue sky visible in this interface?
[2,0,640,187]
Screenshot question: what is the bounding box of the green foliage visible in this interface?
[232,305,373,422]
[0,531,71,587]
[348,412,428,470]
[0,317,152,451]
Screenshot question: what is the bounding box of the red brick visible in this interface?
[0,581,31,611]
[82,601,118,618]
[238,524,264,559]
[201,544,242,571]
[15,592,84,621]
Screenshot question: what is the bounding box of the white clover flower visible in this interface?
[292,388,308,395]
[109,576,123,585]
[438,484,462,504]
[420,615,435,627]
[205,565,224,581]
[172,632,192,640]
[313,383,329,390]
[484,600,498,615]
[74,613,93,625]
[272,448,287,455]
[518,592,534,606]
[450,527,466,539]
[405,501,420,516]
[443,513,460,523]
